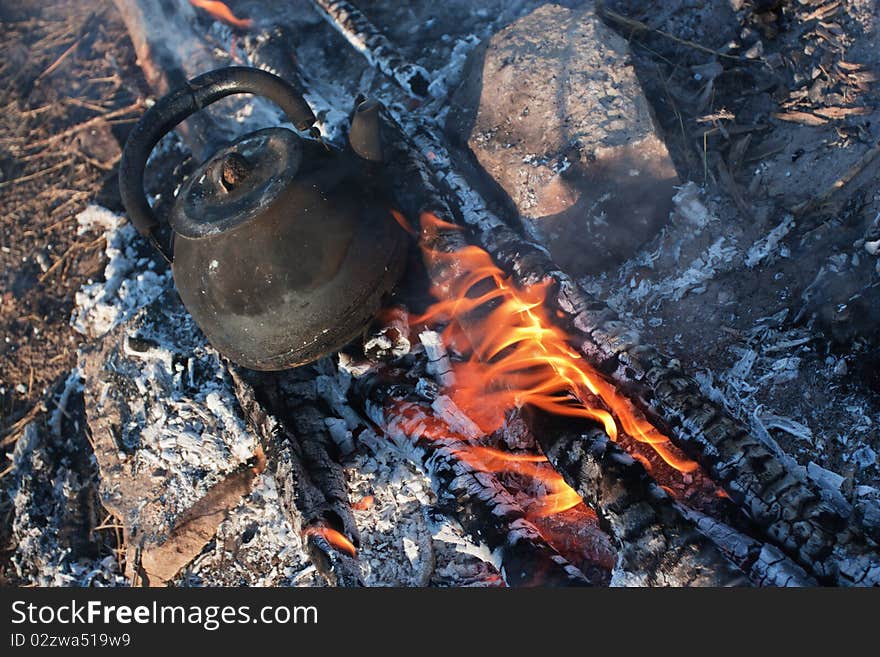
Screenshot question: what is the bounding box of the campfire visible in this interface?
[3,0,879,589]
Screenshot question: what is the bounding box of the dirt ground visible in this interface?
[1,0,878,585]
[0,0,145,583]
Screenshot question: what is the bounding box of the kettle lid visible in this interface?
[170,127,302,239]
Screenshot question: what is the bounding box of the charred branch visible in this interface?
[227,365,363,587]
[680,507,817,587]
[529,409,746,586]
[114,1,311,157]
[111,0,233,158]
[308,0,431,98]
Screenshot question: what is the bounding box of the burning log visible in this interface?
[403,204,744,586]
[443,157,880,586]
[307,0,431,98]
[344,369,602,587]
[370,90,880,587]
[433,151,879,584]
[227,365,363,587]
[111,0,235,158]
[529,410,745,586]
[113,1,322,157]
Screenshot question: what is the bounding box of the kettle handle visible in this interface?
[118,67,317,260]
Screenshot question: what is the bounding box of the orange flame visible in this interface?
[455,446,583,517]
[303,526,357,558]
[413,212,697,474]
[391,400,581,519]
[189,0,253,29]
[391,209,417,236]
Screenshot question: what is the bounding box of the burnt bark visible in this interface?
[227,365,363,587]
[679,507,817,587]
[529,409,746,586]
[307,0,431,98]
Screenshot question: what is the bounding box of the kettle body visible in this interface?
[119,67,406,370]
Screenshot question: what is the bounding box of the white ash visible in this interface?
[852,445,878,470]
[597,183,731,311]
[324,416,355,455]
[315,370,364,437]
[49,368,82,438]
[102,314,258,496]
[634,237,741,303]
[344,443,500,586]
[178,473,322,587]
[756,356,801,386]
[314,363,503,586]
[363,332,411,359]
[71,205,171,339]
[431,395,482,441]
[807,461,846,492]
[855,486,880,537]
[363,309,411,360]
[427,34,481,98]
[759,412,814,445]
[745,214,795,268]
[8,423,126,587]
[336,352,376,378]
[672,182,716,229]
[420,330,455,386]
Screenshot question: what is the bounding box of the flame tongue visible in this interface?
[391,401,582,520]
[413,212,698,475]
[189,0,253,29]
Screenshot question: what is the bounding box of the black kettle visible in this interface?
[119,67,406,370]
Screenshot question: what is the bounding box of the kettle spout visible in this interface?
[348,98,384,163]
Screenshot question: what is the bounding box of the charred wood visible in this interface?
[374,97,880,587]
[308,0,431,98]
[529,409,746,586]
[343,370,598,586]
[116,1,320,158]
[464,212,880,584]
[680,507,817,587]
[227,365,363,587]
[112,0,237,158]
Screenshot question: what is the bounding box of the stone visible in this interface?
[447,3,679,276]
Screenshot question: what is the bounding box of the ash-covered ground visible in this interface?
[2,0,879,585]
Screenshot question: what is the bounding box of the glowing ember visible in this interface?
[189,0,253,30]
[352,495,375,511]
[413,212,697,474]
[303,526,357,558]
[391,400,581,519]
